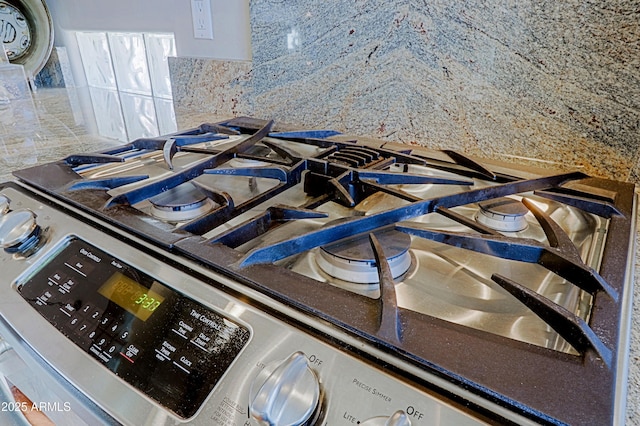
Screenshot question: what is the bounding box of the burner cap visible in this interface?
[149,183,214,222]
[317,229,412,283]
[475,197,528,232]
[227,157,271,168]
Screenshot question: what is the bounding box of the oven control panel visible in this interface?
[17,237,250,419]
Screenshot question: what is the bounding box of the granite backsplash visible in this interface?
[169,0,640,182]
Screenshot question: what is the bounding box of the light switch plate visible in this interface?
[191,0,214,40]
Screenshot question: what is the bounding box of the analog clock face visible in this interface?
[0,1,31,60]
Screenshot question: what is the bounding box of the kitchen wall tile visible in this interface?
[145,33,176,99]
[75,32,117,90]
[88,87,127,141]
[155,97,178,135]
[120,92,159,139]
[108,32,152,96]
[76,31,178,142]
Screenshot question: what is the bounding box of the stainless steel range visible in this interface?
[0,117,635,425]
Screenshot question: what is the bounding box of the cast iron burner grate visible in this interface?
[12,116,635,426]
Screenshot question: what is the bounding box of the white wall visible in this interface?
[44,0,251,60]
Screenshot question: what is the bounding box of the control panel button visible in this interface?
[79,303,94,316]
[120,343,142,363]
[107,317,124,335]
[170,319,195,340]
[249,352,320,426]
[156,339,179,362]
[173,350,197,374]
[76,321,93,336]
[361,410,412,426]
[87,307,104,321]
[116,328,131,343]
[94,334,109,349]
[67,316,82,331]
[98,314,112,328]
[105,341,123,357]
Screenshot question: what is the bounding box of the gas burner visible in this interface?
[475,197,529,232]
[149,183,215,222]
[316,229,412,284]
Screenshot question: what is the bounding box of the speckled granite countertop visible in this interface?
[0,89,120,182]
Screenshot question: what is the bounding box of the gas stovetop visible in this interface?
[5,116,636,425]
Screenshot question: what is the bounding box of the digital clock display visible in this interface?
[98,272,165,321]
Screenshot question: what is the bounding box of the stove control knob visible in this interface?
[361,410,412,426]
[0,209,42,255]
[0,195,9,215]
[249,351,320,426]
